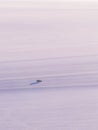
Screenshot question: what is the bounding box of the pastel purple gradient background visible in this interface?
[0,1,98,130]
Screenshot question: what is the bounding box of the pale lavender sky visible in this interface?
[0,1,98,61]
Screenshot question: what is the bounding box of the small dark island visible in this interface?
[30,80,42,85]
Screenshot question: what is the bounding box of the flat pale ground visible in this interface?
[0,86,98,130]
[0,56,98,130]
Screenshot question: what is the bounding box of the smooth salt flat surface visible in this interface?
[0,56,98,130]
[0,86,98,130]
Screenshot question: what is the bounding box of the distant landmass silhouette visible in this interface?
[30,80,42,85]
